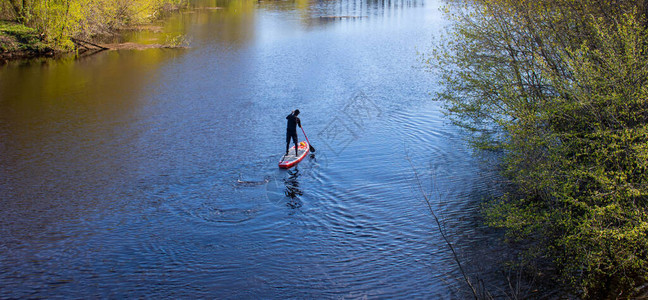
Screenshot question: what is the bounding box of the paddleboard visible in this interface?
[279,141,309,169]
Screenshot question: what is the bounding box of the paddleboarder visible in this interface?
[285,109,302,157]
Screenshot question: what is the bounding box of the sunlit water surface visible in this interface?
[0,0,505,297]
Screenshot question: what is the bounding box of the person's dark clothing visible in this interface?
[286,131,298,147]
[286,113,301,134]
[285,112,302,156]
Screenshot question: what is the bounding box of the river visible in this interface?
[0,0,504,298]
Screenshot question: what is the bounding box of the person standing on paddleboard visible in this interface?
[285,109,302,157]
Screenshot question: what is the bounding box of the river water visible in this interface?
[0,0,504,298]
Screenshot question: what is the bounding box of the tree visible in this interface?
[5,0,36,23]
[430,0,648,297]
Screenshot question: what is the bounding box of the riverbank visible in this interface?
[0,0,186,61]
[0,25,186,62]
[0,21,54,60]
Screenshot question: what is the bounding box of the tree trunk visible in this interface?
[644,0,648,29]
[8,0,24,23]
[8,0,32,24]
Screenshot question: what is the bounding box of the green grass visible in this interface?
[0,21,50,53]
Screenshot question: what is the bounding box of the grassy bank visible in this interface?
[0,21,52,58]
[430,0,648,298]
[0,0,185,56]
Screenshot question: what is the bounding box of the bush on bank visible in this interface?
[430,0,648,297]
[0,0,184,50]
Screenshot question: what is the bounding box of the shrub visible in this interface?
[430,0,648,297]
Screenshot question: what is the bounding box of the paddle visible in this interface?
[300,126,316,153]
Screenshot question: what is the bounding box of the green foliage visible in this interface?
[0,20,38,40]
[0,20,49,52]
[431,0,648,297]
[1,0,185,50]
[163,32,188,47]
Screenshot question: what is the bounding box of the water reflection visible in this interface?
[258,0,424,28]
[0,49,186,242]
[283,168,304,208]
[263,166,304,209]
[6,0,430,55]
[118,0,428,48]
[183,0,257,46]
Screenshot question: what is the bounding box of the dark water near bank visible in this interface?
[0,0,504,298]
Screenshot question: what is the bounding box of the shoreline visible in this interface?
[0,21,55,61]
[0,35,185,63]
[0,3,186,62]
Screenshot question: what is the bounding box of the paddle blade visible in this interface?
[300,127,315,153]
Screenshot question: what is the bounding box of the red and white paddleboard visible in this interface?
[279,141,310,169]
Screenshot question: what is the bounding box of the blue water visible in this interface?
[0,0,503,297]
